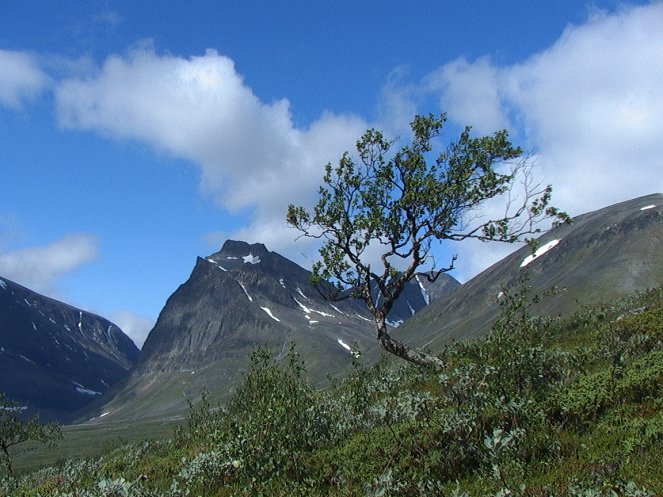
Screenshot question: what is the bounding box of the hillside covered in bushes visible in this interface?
[2,283,662,496]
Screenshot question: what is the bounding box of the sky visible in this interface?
[1,0,661,348]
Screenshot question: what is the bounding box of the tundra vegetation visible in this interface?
[1,282,661,496]
[287,114,570,367]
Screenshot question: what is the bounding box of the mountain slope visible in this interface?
[86,240,459,422]
[397,192,663,350]
[0,277,139,422]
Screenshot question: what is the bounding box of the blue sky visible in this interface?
[1,0,661,347]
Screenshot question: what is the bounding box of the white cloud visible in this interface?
[93,9,122,27]
[426,56,511,135]
[54,46,368,260]
[0,234,98,295]
[505,3,663,214]
[418,2,663,280]
[0,49,49,109]
[377,67,423,137]
[48,3,663,287]
[55,46,297,189]
[110,310,154,349]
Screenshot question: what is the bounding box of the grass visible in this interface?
[10,417,180,475]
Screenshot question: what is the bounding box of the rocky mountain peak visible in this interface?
[203,240,306,281]
[89,239,460,421]
[216,239,269,261]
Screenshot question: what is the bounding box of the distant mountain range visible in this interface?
[81,240,458,422]
[4,193,661,425]
[0,277,139,421]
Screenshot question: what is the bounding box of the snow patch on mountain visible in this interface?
[0,279,6,290]
[206,258,228,271]
[260,306,280,322]
[640,204,656,211]
[20,354,36,365]
[294,298,335,318]
[76,387,102,396]
[520,239,561,267]
[337,338,352,352]
[242,253,261,264]
[415,275,430,305]
[330,304,347,316]
[238,282,253,302]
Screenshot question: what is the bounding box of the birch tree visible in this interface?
[287,113,569,368]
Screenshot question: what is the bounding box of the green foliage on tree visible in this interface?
[0,393,62,477]
[287,113,570,367]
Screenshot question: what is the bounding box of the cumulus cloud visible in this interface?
[0,49,49,109]
[419,2,663,280]
[110,310,155,349]
[504,4,662,212]
[377,67,423,137]
[48,2,663,284]
[0,234,98,295]
[54,46,368,261]
[426,56,511,136]
[432,3,663,214]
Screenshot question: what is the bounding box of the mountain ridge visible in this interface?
[396,192,663,349]
[60,193,663,423]
[81,239,459,422]
[0,276,139,422]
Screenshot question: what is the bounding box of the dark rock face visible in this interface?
[92,240,460,421]
[136,240,374,375]
[136,240,460,372]
[382,272,461,327]
[136,240,461,375]
[397,193,663,350]
[0,277,139,421]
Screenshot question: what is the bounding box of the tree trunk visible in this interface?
[376,321,446,370]
[1,443,13,477]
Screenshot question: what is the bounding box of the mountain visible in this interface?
[85,240,459,422]
[396,192,663,350]
[0,276,139,422]
[380,271,461,327]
